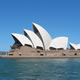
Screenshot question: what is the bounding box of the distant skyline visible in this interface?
[0,0,80,51]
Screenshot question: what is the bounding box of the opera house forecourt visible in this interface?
[1,22,80,58]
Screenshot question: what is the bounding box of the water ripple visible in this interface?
[0,59,80,80]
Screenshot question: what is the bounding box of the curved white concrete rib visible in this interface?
[32,23,52,50]
[11,33,33,47]
[24,29,44,49]
[49,37,68,50]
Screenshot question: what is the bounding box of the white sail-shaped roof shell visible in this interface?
[49,37,68,50]
[77,44,80,49]
[69,43,77,50]
[70,43,80,50]
[11,33,33,47]
[32,23,52,50]
[24,29,44,49]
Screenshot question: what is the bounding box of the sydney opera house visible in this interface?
[4,23,80,58]
[11,23,68,50]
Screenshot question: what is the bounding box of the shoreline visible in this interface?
[1,55,80,59]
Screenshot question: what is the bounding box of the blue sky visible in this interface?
[0,0,80,51]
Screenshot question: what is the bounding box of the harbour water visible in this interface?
[0,59,80,80]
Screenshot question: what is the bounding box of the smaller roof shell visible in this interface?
[69,43,77,50]
[70,43,80,50]
[11,33,33,47]
[49,37,68,50]
[24,29,44,49]
[77,44,80,49]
